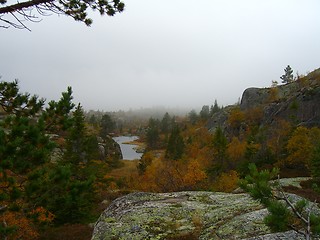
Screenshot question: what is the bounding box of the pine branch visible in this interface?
[0,0,54,14]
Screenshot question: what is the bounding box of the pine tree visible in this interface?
[280,65,294,84]
[64,103,87,165]
[146,118,160,149]
[160,112,172,134]
[311,145,320,180]
[0,80,55,238]
[99,113,115,138]
[212,126,228,169]
[44,86,75,134]
[165,125,185,160]
[210,99,220,116]
[240,163,320,238]
[200,105,210,120]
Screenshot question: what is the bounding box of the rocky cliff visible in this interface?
[92,183,311,239]
[240,68,320,127]
[207,68,320,132]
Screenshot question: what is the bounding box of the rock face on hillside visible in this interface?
[208,69,320,132]
[240,69,320,128]
[92,191,304,240]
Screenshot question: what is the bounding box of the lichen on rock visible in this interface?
[92,191,304,240]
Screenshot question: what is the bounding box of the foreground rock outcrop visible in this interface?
[92,191,305,240]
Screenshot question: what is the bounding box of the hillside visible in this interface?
[91,68,320,239]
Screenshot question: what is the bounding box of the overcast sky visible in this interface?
[1,0,320,111]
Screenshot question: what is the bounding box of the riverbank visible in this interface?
[113,136,144,160]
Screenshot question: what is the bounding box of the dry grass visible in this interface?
[108,159,139,179]
[39,224,93,240]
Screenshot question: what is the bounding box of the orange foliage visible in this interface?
[244,107,263,126]
[182,159,207,188]
[285,126,320,168]
[228,107,245,130]
[1,211,39,240]
[267,87,279,103]
[213,170,239,193]
[267,119,292,157]
[227,137,247,164]
[132,156,208,192]
[30,207,55,223]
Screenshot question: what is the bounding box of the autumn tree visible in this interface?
[213,170,239,192]
[137,151,153,175]
[285,126,320,169]
[227,137,247,167]
[228,106,245,135]
[0,0,124,30]
[280,65,294,84]
[268,82,280,103]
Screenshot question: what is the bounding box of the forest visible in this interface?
[1,67,320,239]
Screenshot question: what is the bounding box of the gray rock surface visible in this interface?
[91,191,306,240]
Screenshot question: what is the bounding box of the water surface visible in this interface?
[113,136,143,160]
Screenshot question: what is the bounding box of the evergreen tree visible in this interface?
[311,145,320,180]
[188,110,198,125]
[0,80,54,194]
[44,86,75,134]
[280,65,294,84]
[26,163,94,224]
[200,105,210,120]
[0,80,55,237]
[99,113,115,138]
[64,103,87,165]
[212,126,228,168]
[160,112,172,134]
[146,118,160,149]
[240,164,320,238]
[210,99,220,116]
[165,125,185,160]
[89,114,98,127]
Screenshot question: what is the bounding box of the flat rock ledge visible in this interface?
[92,191,305,240]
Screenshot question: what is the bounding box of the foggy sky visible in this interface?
[1,0,320,111]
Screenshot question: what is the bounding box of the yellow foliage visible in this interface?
[285,126,320,168]
[108,181,118,191]
[245,107,263,126]
[132,156,208,192]
[183,159,207,188]
[267,119,292,156]
[227,137,247,163]
[213,170,239,193]
[228,107,245,129]
[267,87,279,103]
